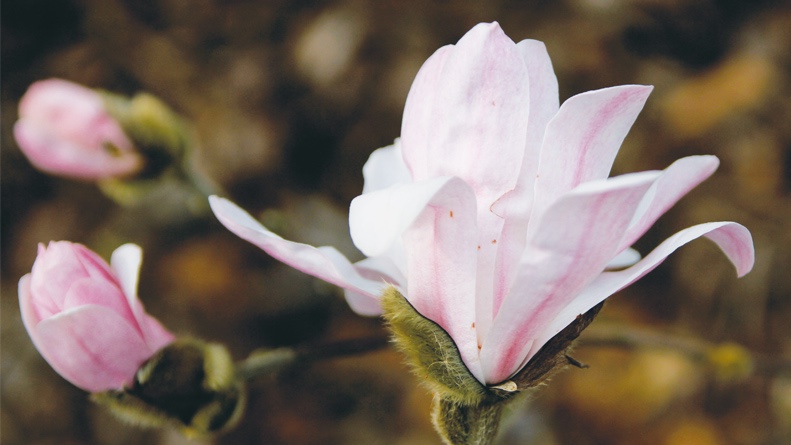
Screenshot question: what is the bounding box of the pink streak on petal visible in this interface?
[530,85,653,226]
[491,38,560,319]
[480,171,659,383]
[401,22,529,206]
[534,222,755,356]
[401,178,483,381]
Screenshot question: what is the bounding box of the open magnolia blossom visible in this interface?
[14,79,143,180]
[19,242,174,392]
[210,22,754,385]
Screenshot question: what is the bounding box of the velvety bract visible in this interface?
[210,22,754,384]
[14,79,142,180]
[19,242,174,392]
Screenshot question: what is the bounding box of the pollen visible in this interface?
[491,239,497,244]
[471,322,475,329]
[449,210,454,218]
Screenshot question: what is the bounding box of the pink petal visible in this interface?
[618,155,720,251]
[28,243,89,318]
[361,141,412,194]
[400,22,529,207]
[530,85,653,225]
[209,196,385,313]
[19,274,41,334]
[399,44,451,180]
[400,177,482,380]
[62,279,135,327]
[32,305,156,392]
[535,222,755,354]
[491,38,560,319]
[13,120,141,180]
[480,171,660,383]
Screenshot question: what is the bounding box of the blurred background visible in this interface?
[2,0,790,444]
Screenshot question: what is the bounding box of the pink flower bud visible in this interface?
[14,79,143,180]
[18,242,174,392]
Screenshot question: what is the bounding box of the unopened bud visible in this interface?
[92,338,245,438]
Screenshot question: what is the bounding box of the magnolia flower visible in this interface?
[14,79,143,180]
[210,22,754,385]
[19,242,174,392]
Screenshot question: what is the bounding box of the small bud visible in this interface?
[14,79,143,180]
[18,242,174,392]
[93,338,245,438]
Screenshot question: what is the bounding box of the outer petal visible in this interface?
[619,155,720,251]
[19,275,42,337]
[535,222,755,354]
[481,171,660,383]
[530,85,653,225]
[401,22,529,206]
[209,196,385,311]
[400,177,483,380]
[350,176,469,258]
[28,243,90,319]
[32,305,157,392]
[361,141,412,194]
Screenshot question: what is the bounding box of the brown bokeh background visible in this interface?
[2,1,790,444]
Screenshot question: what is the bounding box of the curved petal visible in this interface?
[401,177,482,380]
[530,85,653,224]
[210,196,385,308]
[109,243,174,349]
[401,22,529,206]
[110,243,143,305]
[606,247,641,270]
[350,176,468,258]
[535,222,755,354]
[19,274,42,334]
[480,170,660,383]
[33,305,156,392]
[619,155,720,251]
[361,141,412,194]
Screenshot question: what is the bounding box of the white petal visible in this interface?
[361,140,412,194]
[210,196,385,310]
[606,247,641,270]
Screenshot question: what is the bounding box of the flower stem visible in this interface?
[235,336,390,381]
